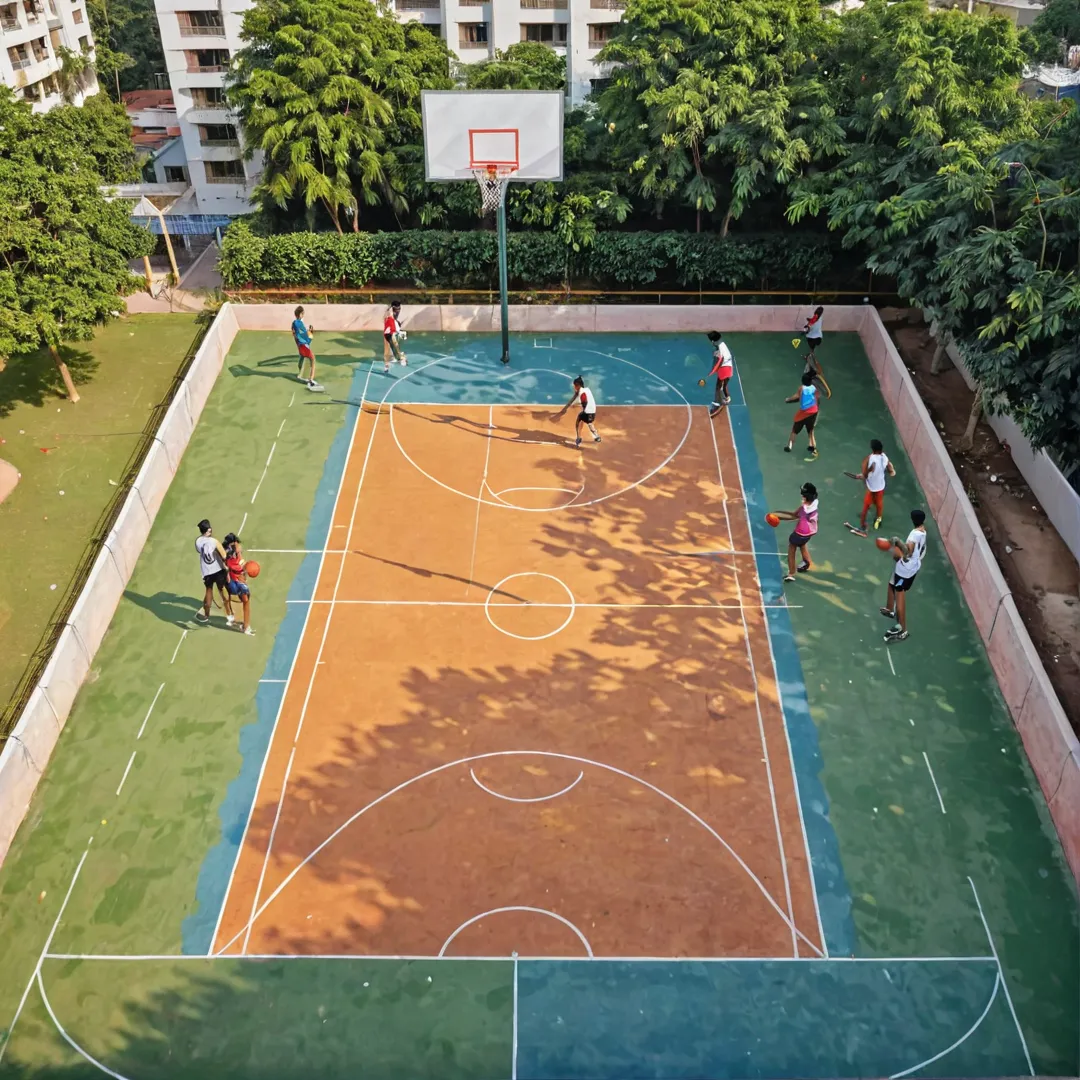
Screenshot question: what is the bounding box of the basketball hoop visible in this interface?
[473,164,513,215]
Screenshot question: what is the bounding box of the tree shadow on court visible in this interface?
[391,405,571,448]
[0,347,98,420]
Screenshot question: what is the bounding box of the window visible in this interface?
[178,10,224,35]
[192,85,227,108]
[521,22,566,44]
[186,48,229,72]
[587,22,613,47]
[22,83,41,101]
[30,36,49,62]
[164,165,188,183]
[0,5,19,30]
[521,0,567,7]
[142,125,168,134]
[458,21,487,47]
[71,7,81,21]
[589,77,612,94]
[394,0,438,7]
[199,123,239,145]
[204,159,244,182]
[7,44,31,68]
[77,33,88,50]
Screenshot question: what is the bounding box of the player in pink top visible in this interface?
[772,482,819,582]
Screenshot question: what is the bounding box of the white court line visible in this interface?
[169,629,187,665]
[922,752,946,814]
[283,599,803,610]
[470,767,583,803]
[439,907,593,958]
[115,751,136,797]
[207,367,373,955]
[239,511,248,535]
[887,649,897,677]
[234,360,392,954]
[37,971,131,1080]
[241,746,295,954]
[136,683,165,740]
[277,417,287,437]
[42,951,998,964]
[466,404,494,597]
[512,954,519,1080]
[0,839,92,1068]
[709,417,800,960]
[968,876,1035,1076]
[250,441,277,504]
[724,370,828,959]
[888,972,1000,1079]
[259,678,287,684]
[213,749,819,959]
[288,391,296,408]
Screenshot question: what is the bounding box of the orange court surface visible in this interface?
[210,397,825,962]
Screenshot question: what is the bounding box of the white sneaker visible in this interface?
[244,626,256,636]
[225,614,235,626]
[296,373,307,382]
[306,380,324,392]
[398,358,407,366]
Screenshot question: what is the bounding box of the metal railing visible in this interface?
[590,0,626,8]
[395,0,439,8]
[1,14,21,28]
[9,56,32,69]
[587,34,611,47]
[458,32,488,47]
[179,23,225,35]
[187,63,226,71]
[223,285,897,306]
[521,0,568,8]
[203,172,244,183]
[200,138,239,147]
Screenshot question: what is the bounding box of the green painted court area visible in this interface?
[0,327,1076,1079]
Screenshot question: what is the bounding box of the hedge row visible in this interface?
[220,222,850,291]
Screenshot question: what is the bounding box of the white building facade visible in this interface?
[397,0,624,105]
[1,0,97,111]
[154,0,260,214]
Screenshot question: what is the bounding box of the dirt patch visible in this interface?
[879,311,1080,738]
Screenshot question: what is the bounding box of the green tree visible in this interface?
[1026,0,1080,64]
[229,0,452,233]
[457,41,566,90]
[0,91,153,402]
[85,0,164,97]
[598,0,832,232]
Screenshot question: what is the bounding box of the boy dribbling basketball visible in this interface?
[556,376,601,448]
[706,330,734,417]
[383,301,407,374]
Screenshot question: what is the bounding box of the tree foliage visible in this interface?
[458,41,566,91]
[0,91,152,368]
[1026,0,1080,64]
[84,0,165,96]
[228,0,452,233]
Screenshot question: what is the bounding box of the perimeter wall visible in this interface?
[1,303,1075,886]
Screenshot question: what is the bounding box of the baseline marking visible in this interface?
[709,417,800,959]
[136,682,165,740]
[284,599,802,610]
[512,953,519,1080]
[250,440,276,505]
[439,906,593,958]
[207,367,372,954]
[214,751,819,958]
[968,875,1034,1075]
[115,751,136,798]
[470,767,584,803]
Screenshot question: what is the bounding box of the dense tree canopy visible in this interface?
[85,0,166,97]
[0,91,152,395]
[458,41,566,91]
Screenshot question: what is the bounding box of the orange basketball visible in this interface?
[875,538,891,552]
[765,512,780,528]
[244,560,261,578]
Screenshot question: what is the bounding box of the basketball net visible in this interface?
[473,165,512,215]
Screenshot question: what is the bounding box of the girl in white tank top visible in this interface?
[860,439,896,530]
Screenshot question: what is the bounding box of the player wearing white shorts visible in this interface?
[881,509,927,642]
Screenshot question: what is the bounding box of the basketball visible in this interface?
[698,378,706,387]
[875,538,891,552]
[245,560,261,578]
[765,512,780,528]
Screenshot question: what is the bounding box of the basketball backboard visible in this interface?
[421,90,564,183]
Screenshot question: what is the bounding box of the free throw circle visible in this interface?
[485,573,576,641]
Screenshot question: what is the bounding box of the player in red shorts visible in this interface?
[383,301,407,374]
[784,371,820,460]
[291,306,322,392]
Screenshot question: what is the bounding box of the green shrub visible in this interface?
[220,222,842,291]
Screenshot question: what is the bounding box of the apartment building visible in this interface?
[395,0,624,105]
[0,0,96,111]
[154,0,259,214]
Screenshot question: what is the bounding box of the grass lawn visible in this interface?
[0,314,200,712]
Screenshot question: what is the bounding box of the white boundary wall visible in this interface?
[1,302,1076,886]
[935,332,1080,567]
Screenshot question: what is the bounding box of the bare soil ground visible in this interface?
[880,310,1080,738]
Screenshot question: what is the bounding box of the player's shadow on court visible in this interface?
[354,551,528,602]
[392,405,569,448]
[123,588,210,627]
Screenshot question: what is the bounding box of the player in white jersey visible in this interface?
[859,438,897,531]
[557,376,602,447]
[880,509,927,642]
[194,518,234,625]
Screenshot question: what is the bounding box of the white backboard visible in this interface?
[421,90,564,182]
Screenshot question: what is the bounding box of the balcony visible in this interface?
[395,0,438,7]
[9,55,32,69]
[203,171,244,183]
[2,13,21,28]
[590,0,625,7]
[458,0,485,5]
[179,22,224,34]
[521,0,568,7]
[200,138,238,147]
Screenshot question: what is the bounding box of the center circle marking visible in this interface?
[484,573,576,641]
